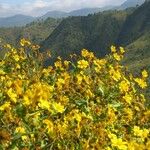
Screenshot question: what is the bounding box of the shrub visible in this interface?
[0,39,149,149]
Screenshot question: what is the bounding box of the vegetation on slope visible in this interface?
[0,17,61,48]
[41,10,130,62]
[118,0,150,45]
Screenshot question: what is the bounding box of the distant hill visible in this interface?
[40,1,150,67]
[0,15,35,27]
[0,18,61,47]
[0,0,145,28]
[40,6,115,19]
[40,9,131,62]
[40,11,67,19]
[0,7,115,27]
[118,0,150,71]
[68,8,102,16]
[120,0,150,97]
[120,0,145,9]
[68,6,115,16]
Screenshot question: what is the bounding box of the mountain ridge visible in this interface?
[0,14,35,27]
[0,0,145,27]
[120,0,145,9]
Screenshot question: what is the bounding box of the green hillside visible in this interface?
[0,18,61,59]
[117,1,150,71]
[118,0,150,45]
[0,18,61,47]
[40,1,150,72]
[41,10,131,62]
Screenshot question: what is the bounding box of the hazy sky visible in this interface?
[0,0,126,17]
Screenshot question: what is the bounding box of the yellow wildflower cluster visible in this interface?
[0,41,149,149]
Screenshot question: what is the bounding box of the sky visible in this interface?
[0,0,126,17]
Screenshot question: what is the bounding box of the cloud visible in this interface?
[0,0,126,17]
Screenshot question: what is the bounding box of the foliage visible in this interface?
[0,17,61,51]
[0,40,150,149]
[40,10,130,62]
[117,1,150,46]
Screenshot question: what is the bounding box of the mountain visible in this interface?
[120,0,150,97]
[40,1,150,68]
[118,0,150,71]
[0,17,61,50]
[40,9,131,62]
[0,14,35,27]
[0,1,146,28]
[68,6,114,16]
[69,8,101,16]
[40,11,67,19]
[118,0,150,45]
[40,1,150,95]
[120,0,145,9]
[40,6,115,19]
[0,7,114,27]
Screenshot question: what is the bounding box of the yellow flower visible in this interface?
[142,129,149,138]
[16,64,21,69]
[83,75,90,84]
[74,113,82,122]
[128,141,141,150]
[81,49,89,57]
[93,59,103,66]
[56,78,65,90]
[111,45,116,53]
[123,93,132,104]
[43,119,54,133]
[113,53,122,61]
[133,126,149,139]
[64,60,70,67]
[15,127,25,133]
[111,138,127,150]
[108,133,127,150]
[7,88,17,103]
[119,80,130,93]
[57,78,65,84]
[108,105,117,123]
[134,78,147,89]
[59,95,69,105]
[124,108,133,121]
[81,49,94,58]
[146,140,150,149]
[15,127,27,141]
[109,67,121,81]
[85,89,94,99]
[76,74,83,84]
[38,100,51,111]
[14,79,22,95]
[55,60,62,68]
[120,47,125,54]
[42,68,50,77]
[0,69,5,75]
[57,121,68,135]
[77,59,89,69]
[23,95,31,106]
[0,102,11,111]
[20,38,31,47]
[13,55,20,62]
[142,70,148,78]
[52,102,65,113]
[6,80,13,87]
[5,44,11,49]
